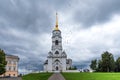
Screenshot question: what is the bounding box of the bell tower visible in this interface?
[44,13,72,72]
[52,13,62,55]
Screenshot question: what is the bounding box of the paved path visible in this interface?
[48,73,65,80]
[0,77,22,80]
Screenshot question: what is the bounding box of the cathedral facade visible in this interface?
[44,13,72,72]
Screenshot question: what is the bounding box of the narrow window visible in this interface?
[55,40,59,45]
[13,74,15,76]
[55,51,59,54]
[14,61,16,65]
[14,67,16,71]
[9,67,11,71]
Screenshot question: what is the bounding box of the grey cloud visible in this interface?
[0,0,52,34]
[0,0,71,33]
[0,0,120,71]
[0,0,73,71]
[74,0,120,27]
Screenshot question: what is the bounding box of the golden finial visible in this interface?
[55,12,59,30]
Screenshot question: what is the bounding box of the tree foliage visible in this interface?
[0,49,7,75]
[90,51,116,72]
[90,59,97,70]
[69,66,77,70]
[115,57,120,72]
[101,51,115,72]
[97,60,102,72]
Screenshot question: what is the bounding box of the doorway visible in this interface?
[56,66,59,70]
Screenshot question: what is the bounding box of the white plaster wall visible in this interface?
[47,58,52,71]
[61,58,66,71]
[44,65,47,71]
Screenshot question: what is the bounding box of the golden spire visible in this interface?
[55,12,59,30]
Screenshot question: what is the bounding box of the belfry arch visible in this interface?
[55,51,59,54]
[55,40,59,45]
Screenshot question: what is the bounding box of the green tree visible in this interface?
[90,59,97,70]
[74,66,77,70]
[115,57,120,72]
[101,51,115,72]
[69,66,77,70]
[96,60,102,72]
[0,49,7,75]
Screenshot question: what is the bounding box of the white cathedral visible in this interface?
[44,13,72,72]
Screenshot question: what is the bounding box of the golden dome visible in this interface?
[54,13,59,30]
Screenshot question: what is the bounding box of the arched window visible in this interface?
[55,59,59,62]
[55,40,59,45]
[55,51,59,54]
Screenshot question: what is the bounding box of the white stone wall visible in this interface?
[44,64,47,72]
[61,58,66,71]
[44,29,72,72]
[47,58,52,71]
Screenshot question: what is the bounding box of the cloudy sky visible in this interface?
[0,0,120,73]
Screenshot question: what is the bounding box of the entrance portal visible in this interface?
[56,66,58,70]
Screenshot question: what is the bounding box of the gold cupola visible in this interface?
[54,13,59,30]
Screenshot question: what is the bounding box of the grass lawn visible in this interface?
[22,73,52,80]
[62,72,120,80]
